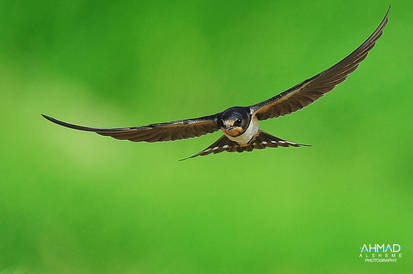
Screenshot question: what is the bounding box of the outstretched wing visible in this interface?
[250,7,390,120]
[42,114,220,142]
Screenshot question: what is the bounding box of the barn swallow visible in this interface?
[42,7,389,160]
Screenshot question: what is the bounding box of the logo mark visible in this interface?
[359,243,402,263]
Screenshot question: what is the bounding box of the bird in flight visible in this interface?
[43,7,390,160]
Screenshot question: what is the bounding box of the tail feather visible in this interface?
[180,130,309,160]
[179,135,238,160]
[251,131,309,148]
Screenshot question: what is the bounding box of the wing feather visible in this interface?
[42,113,220,142]
[251,7,390,120]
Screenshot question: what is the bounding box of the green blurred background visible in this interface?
[1,0,412,273]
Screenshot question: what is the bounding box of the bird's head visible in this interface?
[219,108,250,137]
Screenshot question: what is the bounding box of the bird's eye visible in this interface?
[234,119,242,126]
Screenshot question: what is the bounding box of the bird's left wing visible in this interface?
[250,7,390,120]
[42,113,221,142]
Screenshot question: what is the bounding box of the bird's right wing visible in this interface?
[42,113,221,142]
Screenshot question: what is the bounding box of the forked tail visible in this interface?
[180,130,309,160]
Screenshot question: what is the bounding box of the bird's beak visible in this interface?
[222,126,243,137]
